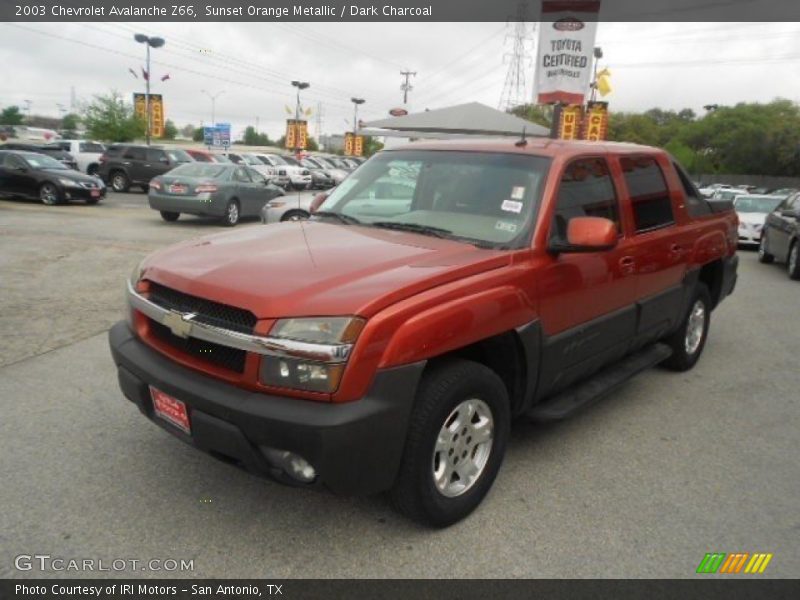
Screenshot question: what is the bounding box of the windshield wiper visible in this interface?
[313,211,361,225]
[370,221,453,238]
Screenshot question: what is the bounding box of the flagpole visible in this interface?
[145,43,151,146]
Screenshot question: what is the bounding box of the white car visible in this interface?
[260,192,316,223]
[255,153,311,190]
[227,152,282,184]
[733,194,786,246]
[56,140,105,175]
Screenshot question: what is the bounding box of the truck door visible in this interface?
[536,157,638,398]
[617,155,687,345]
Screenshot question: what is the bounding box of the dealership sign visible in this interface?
[535,0,600,105]
[203,123,231,148]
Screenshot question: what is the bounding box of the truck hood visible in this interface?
[142,221,510,319]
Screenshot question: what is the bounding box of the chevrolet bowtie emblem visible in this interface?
[162,311,196,339]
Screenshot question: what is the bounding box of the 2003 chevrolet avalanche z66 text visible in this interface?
[109,139,738,527]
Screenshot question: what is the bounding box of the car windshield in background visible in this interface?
[715,190,742,201]
[301,159,319,169]
[23,153,67,170]
[267,155,288,166]
[242,155,264,166]
[80,142,105,153]
[734,195,785,213]
[314,158,336,168]
[281,156,302,166]
[169,163,228,178]
[317,150,550,247]
[166,149,192,162]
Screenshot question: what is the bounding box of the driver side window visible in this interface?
[550,158,620,243]
[4,154,27,169]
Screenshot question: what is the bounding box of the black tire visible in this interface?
[39,183,62,205]
[87,164,99,176]
[110,171,130,193]
[787,241,800,281]
[160,211,180,222]
[222,199,240,227]
[390,359,510,528]
[85,196,100,205]
[280,210,309,222]
[661,283,712,372]
[758,234,774,264]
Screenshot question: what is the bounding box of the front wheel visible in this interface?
[758,234,774,264]
[39,183,62,205]
[390,359,510,528]
[661,283,711,372]
[160,211,180,222]
[280,210,309,222]
[222,200,240,227]
[110,171,130,193]
[787,242,800,280]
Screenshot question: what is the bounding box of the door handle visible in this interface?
[668,244,683,259]
[619,256,636,275]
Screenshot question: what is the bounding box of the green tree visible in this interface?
[161,119,178,140]
[193,127,205,142]
[0,105,24,125]
[509,103,554,129]
[242,126,272,146]
[82,91,145,142]
[61,113,80,131]
[362,135,383,157]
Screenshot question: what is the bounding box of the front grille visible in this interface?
[149,320,247,373]
[146,282,256,334]
[79,181,99,189]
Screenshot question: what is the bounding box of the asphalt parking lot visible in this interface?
[0,192,798,579]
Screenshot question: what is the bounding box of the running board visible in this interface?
[527,343,673,422]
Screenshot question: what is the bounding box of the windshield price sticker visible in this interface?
[495,221,518,233]
[511,186,526,200]
[501,199,523,214]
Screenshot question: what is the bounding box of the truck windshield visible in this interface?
[317,150,550,248]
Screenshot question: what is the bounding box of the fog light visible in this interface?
[262,448,316,483]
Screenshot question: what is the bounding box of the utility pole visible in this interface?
[315,101,323,140]
[589,46,603,103]
[291,80,310,153]
[400,70,416,105]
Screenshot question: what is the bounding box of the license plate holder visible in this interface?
[150,386,191,434]
[90,190,101,197]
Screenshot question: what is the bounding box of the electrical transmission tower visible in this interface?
[498,1,534,111]
[400,70,416,105]
[315,102,324,139]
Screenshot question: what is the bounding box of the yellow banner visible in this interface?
[344,132,364,156]
[285,119,308,150]
[133,93,165,138]
[583,101,609,141]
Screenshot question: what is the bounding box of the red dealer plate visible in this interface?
[90,190,101,197]
[150,386,191,434]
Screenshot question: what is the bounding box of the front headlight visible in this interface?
[129,259,146,288]
[259,317,365,393]
[58,178,79,187]
[271,317,364,344]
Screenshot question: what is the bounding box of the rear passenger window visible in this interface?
[621,156,675,232]
[123,147,146,161]
[146,149,166,162]
[551,158,620,243]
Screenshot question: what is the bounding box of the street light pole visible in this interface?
[201,90,225,125]
[290,80,310,153]
[134,33,165,146]
[351,97,365,135]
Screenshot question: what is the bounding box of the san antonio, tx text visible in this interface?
[16,583,281,596]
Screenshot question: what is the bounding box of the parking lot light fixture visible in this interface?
[351,98,365,135]
[134,33,166,146]
[200,89,225,126]
[291,81,310,152]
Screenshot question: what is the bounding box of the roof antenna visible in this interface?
[515,126,528,147]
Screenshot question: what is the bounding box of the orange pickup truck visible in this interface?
[110,139,738,526]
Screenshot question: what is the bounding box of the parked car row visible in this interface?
[758,191,800,281]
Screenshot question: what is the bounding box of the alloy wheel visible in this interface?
[432,398,494,498]
[685,299,706,355]
[40,184,58,205]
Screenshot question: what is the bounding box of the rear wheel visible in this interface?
[661,283,711,372]
[110,171,130,193]
[39,183,61,205]
[788,241,800,280]
[390,359,510,527]
[222,200,240,227]
[160,211,180,222]
[758,234,774,264]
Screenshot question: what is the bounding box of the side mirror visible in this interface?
[549,216,618,254]
[780,209,798,219]
[159,157,169,164]
[309,192,328,214]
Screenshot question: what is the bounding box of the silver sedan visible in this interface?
[149,163,284,226]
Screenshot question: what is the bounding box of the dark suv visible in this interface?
[98,144,193,192]
[0,142,79,170]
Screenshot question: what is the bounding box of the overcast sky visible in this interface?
[2,21,799,140]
